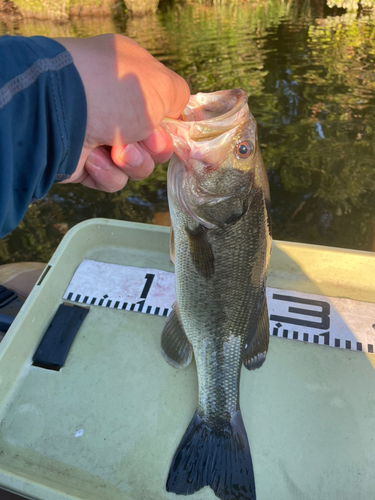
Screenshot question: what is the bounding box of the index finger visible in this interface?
[162,70,190,119]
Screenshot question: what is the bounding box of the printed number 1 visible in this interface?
[140,273,155,299]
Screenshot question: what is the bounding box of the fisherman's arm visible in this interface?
[0,35,86,239]
[0,34,189,239]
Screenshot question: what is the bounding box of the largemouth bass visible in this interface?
[161,89,272,500]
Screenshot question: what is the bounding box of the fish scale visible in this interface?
[176,208,266,424]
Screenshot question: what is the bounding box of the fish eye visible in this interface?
[236,141,253,159]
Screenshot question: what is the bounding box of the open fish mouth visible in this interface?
[161,88,250,167]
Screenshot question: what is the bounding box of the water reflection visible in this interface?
[0,2,375,264]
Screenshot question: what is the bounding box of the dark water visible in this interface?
[1,1,375,264]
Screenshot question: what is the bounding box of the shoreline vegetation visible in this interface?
[0,0,158,20]
[0,0,373,20]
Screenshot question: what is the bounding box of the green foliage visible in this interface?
[12,0,69,20]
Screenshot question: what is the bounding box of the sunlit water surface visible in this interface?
[1,2,375,263]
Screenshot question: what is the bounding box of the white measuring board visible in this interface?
[63,259,375,353]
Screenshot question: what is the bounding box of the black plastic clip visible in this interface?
[33,303,89,371]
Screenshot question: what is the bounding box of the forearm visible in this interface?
[0,35,87,238]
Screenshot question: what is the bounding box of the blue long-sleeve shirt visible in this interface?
[0,36,87,238]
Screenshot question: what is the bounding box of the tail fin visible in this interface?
[166,411,256,500]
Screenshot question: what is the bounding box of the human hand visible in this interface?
[55,34,190,191]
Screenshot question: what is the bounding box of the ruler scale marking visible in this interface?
[62,259,375,353]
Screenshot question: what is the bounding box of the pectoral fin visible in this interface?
[161,304,192,369]
[242,296,270,370]
[185,225,214,279]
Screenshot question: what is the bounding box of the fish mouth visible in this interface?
[161,89,250,167]
[170,88,248,140]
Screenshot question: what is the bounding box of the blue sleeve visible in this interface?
[0,35,87,238]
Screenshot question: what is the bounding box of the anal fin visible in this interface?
[161,304,192,369]
[243,297,269,371]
